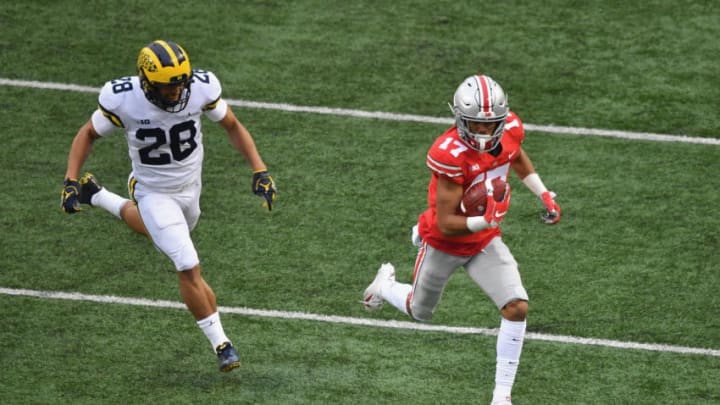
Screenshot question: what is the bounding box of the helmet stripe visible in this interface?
[476,75,490,115]
[165,41,187,64]
[148,40,184,67]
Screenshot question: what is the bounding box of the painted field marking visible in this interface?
[1,287,718,358]
[1,78,718,146]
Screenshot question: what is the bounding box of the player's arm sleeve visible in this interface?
[91,82,124,136]
[425,149,464,185]
[200,71,229,122]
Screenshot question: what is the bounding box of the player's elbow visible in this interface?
[436,218,460,237]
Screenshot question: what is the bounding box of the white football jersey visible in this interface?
[91,69,228,191]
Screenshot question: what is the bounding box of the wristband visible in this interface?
[466,216,489,232]
[522,173,548,198]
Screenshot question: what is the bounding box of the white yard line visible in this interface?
[2,78,718,145]
[2,287,718,358]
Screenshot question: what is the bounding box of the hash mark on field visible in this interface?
[2,287,718,358]
[1,78,719,146]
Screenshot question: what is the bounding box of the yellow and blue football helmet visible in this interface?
[137,40,192,112]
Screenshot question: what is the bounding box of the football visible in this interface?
[460,177,507,216]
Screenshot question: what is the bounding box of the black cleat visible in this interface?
[216,342,241,372]
[78,172,102,205]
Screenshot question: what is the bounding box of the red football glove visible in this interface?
[541,191,561,225]
[484,182,512,227]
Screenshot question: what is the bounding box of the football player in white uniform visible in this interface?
[61,40,277,372]
[363,75,561,404]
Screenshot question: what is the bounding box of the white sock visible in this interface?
[382,281,412,315]
[493,318,526,401]
[91,188,129,219]
[196,312,230,351]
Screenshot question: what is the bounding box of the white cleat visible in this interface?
[490,396,512,405]
[362,263,395,312]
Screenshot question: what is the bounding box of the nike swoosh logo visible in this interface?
[495,211,506,219]
[508,151,516,159]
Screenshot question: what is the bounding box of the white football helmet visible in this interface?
[450,74,509,152]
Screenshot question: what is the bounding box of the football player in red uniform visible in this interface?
[363,74,560,405]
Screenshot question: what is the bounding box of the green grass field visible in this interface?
[1,1,719,404]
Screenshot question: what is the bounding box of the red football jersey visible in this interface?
[418,111,525,256]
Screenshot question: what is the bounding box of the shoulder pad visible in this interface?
[97,77,135,111]
[503,111,525,142]
[191,69,222,103]
[95,77,139,128]
[426,129,466,180]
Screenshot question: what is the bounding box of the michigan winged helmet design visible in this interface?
[137,40,192,112]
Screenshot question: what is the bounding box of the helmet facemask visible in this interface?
[137,40,193,113]
[454,114,506,152]
[140,74,192,113]
[451,75,509,153]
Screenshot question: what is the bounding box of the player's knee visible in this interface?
[408,302,434,322]
[178,264,202,282]
[176,257,200,272]
[500,299,528,321]
[166,238,199,271]
[121,203,147,235]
